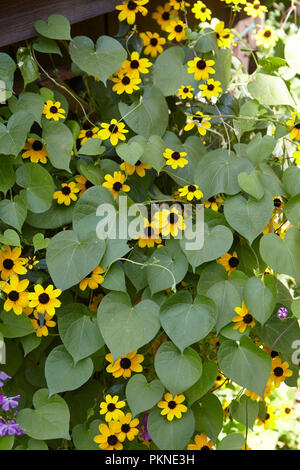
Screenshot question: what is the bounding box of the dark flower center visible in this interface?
[113,181,123,192]
[168,212,179,224]
[197,59,207,70]
[193,115,203,123]
[130,60,139,69]
[201,7,206,12]
[168,400,177,409]
[127,1,137,11]
[229,256,239,268]
[162,12,170,20]
[145,226,155,237]
[265,413,270,420]
[135,160,142,166]
[150,38,158,46]
[207,84,215,91]
[264,30,272,38]
[273,198,281,207]
[183,87,189,93]
[32,140,43,151]
[254,3,260,8]
[271,350,279,358]
[216,375,221,381]
[273,366,283,377]
[223,34,230,39]
[107,403,116,412]
[171,151,181,160]
[109,124,119,133]
[188,185,196,192]
[243,313,253,324]
[50,106,58,114]
[120,358,131,369]
[62,186,71,195]
[175,25,183,33]
[294,123,300,129]
[85,180,94,189]
[285,408,291,414]
[121,424,131,433]
[86,130,93,138]
[208,196,216,202]
[3,258,14,270]
[38,293,50,304]
[107,435,118,445]
[8,290,19,302]
[122,76,131,85]
[200,445,210,451]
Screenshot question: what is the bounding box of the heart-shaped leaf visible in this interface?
[16,163,55,214]
[116,141,144,165]
[0,196,27,231]
[126,374,164,417]
[69,35,127,84]
[35,15,71,40]
[148,407,195,450]
[244,276,276,325]
[43,121,73,171]
[33,233,50,251]
[0,111,34,156]
[238,170,264,199]
[97,292,160,360]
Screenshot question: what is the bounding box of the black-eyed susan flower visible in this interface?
[217,251,239,275]
[111,73,141,95]
[199,79,223,100]
[53,182,79,206]
[178,184,203,201]
[220,0,246,4]
[78,127,100,145]
[120,160,151,177]
[22,138,48,164]
[102,171,130,199]
[137,219,162,248]
[279,404,293,421]
[165,20,186,42]
[187,57,215,81]
[0,274,29,316]
[269,357,293,387]
[157,393,187,421]
[209,335,220,352]
[140,31,166,57]
[105,350,144,379]
[153,207,185,237]
[232,301,255,333]
[184,111,211,136]
[163,148,188,169]
[117,413,140,442]
[152,4,178,31]
[28,284,62,317]
[121,51,152,78]
[42,100,66,121]
[25,255,39,270]
[187,433,214,450]
[286,112,300,141]
[255,26,278,49]
[98,119,128,146]
[168,0,190,9]
[178,85,194,100]
[273,196,284,211]
[192,1,212,21]
[214,22,236,48]
[99,395,126,422]
[257,404,278,430]
[0,246,27,280]
[204,196,224,211]
[75,175,94,196]
[30,312,56,337]
[79,266,105,291]
[94,421,123,450]
[214,371,227,389]
[116,0,149,25]
[244,0,268,18]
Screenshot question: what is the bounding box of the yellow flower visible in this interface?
[121,51,152,78]
[102,171,130,199]
[137,219,162,248]
[94,421,123,450]
[30,312,56,337]
[214,22,236,48]
[111,73,141,95]
[269,357,293,387]
[278,404,293,421]
[105,350,144,379]
[99,394,126,422]
[192,1,212,21]
[28,284,61,317]
[120,160,151,177]
[184,111,211,136]
[187,57,215,81]
[244,389,262,401]
[140,31,166,57]
[232,300,255,333]
[153,207,185,237]
[255,26,278,49]
[257,404,278,430]
[165,20,186,42]
[214,371,227,389]
[25,256,39,270]
[78,127,100,145]
[168,0,190,10]
[220,0,246,4]
[244,0,268,18]
[89,293,104,312]
[157,392,187,421]
[178,184,203,201]
[79,266,105,291]
[117,413,140,442]
[187,433,214,450]
[98,119,128,146]
[240,444,252,450]
[199,79,223,100]
[53,182,79,206]
[75,175,94,196]
[178,85,194,100]
[273,196,284,211]
[22,138,48,164]
[115,0,149,25]
[217,251,239,275]
[163,148,188,169]
[293,144,300,163]
[204,196,223,211]
[0,245,27,280]
[42,100,66,121]
[152,4,178,31]
[0,274,29,316]
[286,112,300,141]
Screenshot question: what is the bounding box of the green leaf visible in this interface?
[245,134,276,166]
[116,141,144,165]
[35,14,71,40]
[102,263,126,292]
[126,374,164,417]
[160,291,216,352]
[224,192,274,245]
[291,299,300,319]
[46,230,106,290]
[16,388,70,440]
[244,276,276,325]
[217,433,245,450]
[119,86,169,138]
[79,138,105,156]
[0,196,26,231]
[21,334,41,356]
[283,166,300,197]
[16,163,55,214]
[72,420,102,450]
[0,52,16,100]
[17,47,39,87]
[285,194,300,228]
[58,303,104,363]
[285,33,300,74]
[43,121,73,171]
[185,361,218,406]
[69,35,126,84]
[8,92,44,125]
[27,203,73,229]
[195,28,217,53]
[230,395,259,429]
[238,170,264,199]
[148,407,195,450]
[97,292,160,360]
[256,316,300,355]
[0,311,34,338]
[0,229,21,246]
[154,342,202,394]
[0,156,15,194]
[248,72,295,107]
[194,394,223,442]
[214,48,232,91]
[207,280,241,332]
[27,438,48,450]
[33,37,62,56]
[217,336,272,397]
[33,233,50,251]
[0,435,14,450]
[260,228,300,281]
[0,111,34,156]
[139,135,166,173]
